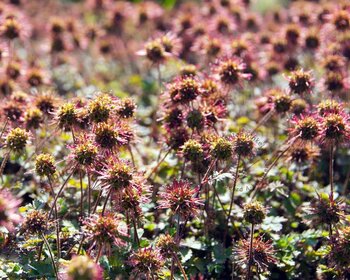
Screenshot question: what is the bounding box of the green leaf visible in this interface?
[261,216,287,232]
[160,0,176,9]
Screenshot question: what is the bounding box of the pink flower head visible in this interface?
[213,56,251,88]
[319,111,350,146]
[289,113,320,142]
[0,189,22,232]
[83,212,128,249]
[129,247,164,277]
[158,179,203,219]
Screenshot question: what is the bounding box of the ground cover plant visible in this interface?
[0,0,350,279]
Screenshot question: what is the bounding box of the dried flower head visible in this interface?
[83,213,128,247]
[273,92,292,114]
[234,236,277,273]
[243,201,266,224]
[1,17,21,40]
[288,69,313,95]
[333,10,350,31]
[129,247,164,277]
[180,64,197,77]
[94,123,125,149]
[286,143,320,164]
[182,139,204,162]
[290,114,319,141]
[168,76,201,104]
[166,127,189,150]
[201,78,219,97]
[304,193,344,227]
[35,153,56,177]
[320,112,350,144]
[158,179,202,219]
[285,24,300,45]
[26,68,44,87]
[35,93,57,115]
[322,55,344,72]
[3,101,23,122]
[291,98,308,115]
[186,109,204,130]
[164,108,183,128]
[156,234,177,258]
[272,38,287,54]
[88,94,112,123]
[99,159,133,192]
[5,127,29,152]
[317,99,341,116]
[56,102,78,129]
[137,40,169,64]
[215,57,250,87]
[324,72,345,92]
[116,98,136,119]
[305,31,320,50]
[211,137,233,161]
[328,226,350,276]
[6,61,21,80]
[24,108,43,129]
[21,210,49,235]
[73,140,98,166]
[233,132,255,157]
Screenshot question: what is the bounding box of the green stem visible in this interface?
[48,167,75,219]
[41,233,58,279]
[101,188,112,216]
[247,223,255,280]
[172,253,188,280]
[87,170,91,215]
[48,177,60,260]
[79,169,84,220]
[329,142,335,201]
[0,150,10,181]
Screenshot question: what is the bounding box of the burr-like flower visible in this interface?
[88,94,113,123]
[182,139,204,162]
[56,102,79,130]
[214,57,251,87]
[35,153,56,177]
[234,236,277,273]
[5,127,29,152]
[83,213,128,248]
[21,210,49,235]
[129,247,164,277]
[98,158,133,193]
[211,137,233,161]
[287,69,314,95]
[233,131,255,157]
[156,234,177,258]
[158,179,203,219]
[319,112,350,145]
[304,193,344,228]
[289,114,319,141]
[243,201,266,225]
[167,76,201,104]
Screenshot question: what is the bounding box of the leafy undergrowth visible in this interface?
[0,0,350,279]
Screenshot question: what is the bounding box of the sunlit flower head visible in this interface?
[158,179,203,219]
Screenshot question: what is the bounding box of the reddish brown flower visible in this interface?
[158,179,203,219]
